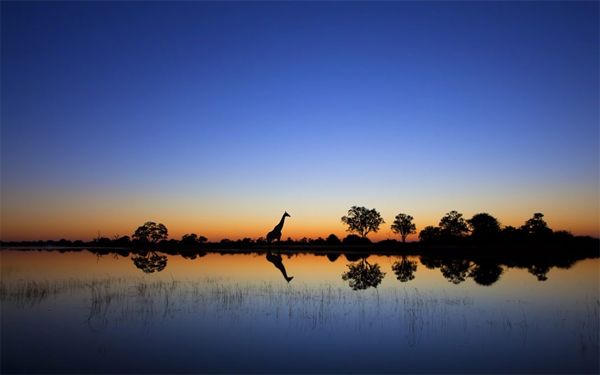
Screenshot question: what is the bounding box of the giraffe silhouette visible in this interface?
[266,211,290,243]
[266,250,294,282]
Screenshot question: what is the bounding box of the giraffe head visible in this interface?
[284,211,291,218]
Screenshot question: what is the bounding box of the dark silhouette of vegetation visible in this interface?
[419,226,442,243]
[521,213,552,238]
[391,256,417,282]
[527,263,551,281]
[439,210,469,239]
[1,213,598,272]
[342,234,372,245]
[182,233,207,244]
[342,258,385,290]
[469,262,503,286]
[391,213,416,243]
[326,234,341,245]
[440,258,472,284]
[467,213,501,243]
[132,221,168,245]
[131,252,168,273]
[341,206,384,238]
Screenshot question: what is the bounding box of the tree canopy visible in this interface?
[521,213,552,237]
[467,213,501,242]
[439,210,469,238]
[132,221,168,244]
[341,206,384,238]
[391,213,417,243]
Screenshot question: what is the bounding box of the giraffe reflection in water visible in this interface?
[266,251,294,283]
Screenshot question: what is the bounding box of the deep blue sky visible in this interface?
[1,1,598,240]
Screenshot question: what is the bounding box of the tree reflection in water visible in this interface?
[440,259,472,284]
[469,262,503,286]
[527,264,551,281]
[392,256,417,282]
[342,258,385,290]
[131,252,168,273]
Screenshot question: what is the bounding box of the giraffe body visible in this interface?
[266,211,290,243]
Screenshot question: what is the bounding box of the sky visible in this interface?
[1,1,598,241]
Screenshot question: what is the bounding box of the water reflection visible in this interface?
[469,262,503,286]
[342,258,385,290]
[527,263,551,281]
[131,251,168,273]
[1,249,598,374]
[266,251,294,282]
[392,256,417,282]
[440,259,472,284]
[75,246,600,286]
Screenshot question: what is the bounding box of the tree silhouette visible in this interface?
[131,252,168,273]
[342,234,372,245]
[326,234,341,245]
[440,259,472,284]
[341,206,384,238]
[439,210,469,238]
[342,258,385,290]
[527,263,551,281]
[132,221,168,244]
[418,254,443,269]
[467,213,501,243]
[469,262,503,286]
[181,233,199,247]
[392,256,417,282]
[419,226,441,243]
[521,213,552,237]
[391,213,416,243]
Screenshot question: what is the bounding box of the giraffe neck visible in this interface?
[275,214,287,230]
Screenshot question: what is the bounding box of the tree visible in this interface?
[467,213,500,242]
[439,210,469,238]
[341,206,384,238]
[390,213,416,243]
[326,234,341,245]
[181,233,198,247]
[521,213,552,237]
[419,226,441,243]
[132,221,168,244]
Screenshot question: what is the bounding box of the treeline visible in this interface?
[1,208,598,253]
[340,207,599,250]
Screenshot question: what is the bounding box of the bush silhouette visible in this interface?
[467,213,500,243]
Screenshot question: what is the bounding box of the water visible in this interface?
[1,249,598,373]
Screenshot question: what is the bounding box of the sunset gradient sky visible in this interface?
[1,1,598,241]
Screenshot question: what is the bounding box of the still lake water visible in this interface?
[1,249,598,373]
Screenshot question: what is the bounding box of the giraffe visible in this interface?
[266,251,294,283]
[266,211,290,243]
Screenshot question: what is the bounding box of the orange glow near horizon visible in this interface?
[1,207,598,242]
